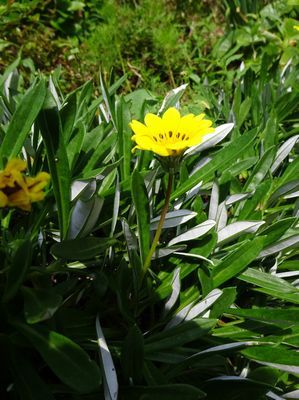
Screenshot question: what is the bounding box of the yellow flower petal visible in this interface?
[166,142,188,151]
[162,107,180,135]
[177,114,196,136]
[130,120,149,136]
[133,135,170,156]
[155,147,173,156]
[26,172,50,192]
[8,189,31,211]
[0,158,50,210]
[144,113,164,135]
[134,144,170,156]
[5,159,27,173]
[130,108,214,157]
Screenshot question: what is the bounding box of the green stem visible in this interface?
[142,172,173,275]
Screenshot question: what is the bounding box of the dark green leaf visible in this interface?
[38,90,71,238]
[145,318,216,353]
[122,384,206,400]
[131,170,150,266]
[51,237,116,260]
[0,79,46,165]
[3,239,32,302]
[121,325,144,384]
[212,237,264,288]
[10,351,55,400]
[23,287,62,324]
[202,376,271,400]
[15,323,102,393]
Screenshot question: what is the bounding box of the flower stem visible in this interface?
[142,172,173,275]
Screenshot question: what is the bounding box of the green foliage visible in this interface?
[0,0,222,91]
[2,0,299,94]
[1,1,299,399]
[1,52,299,398]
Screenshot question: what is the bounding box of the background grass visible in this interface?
[3,0,298,94]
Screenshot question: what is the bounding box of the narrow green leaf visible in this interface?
[131,170,150,265]
[243,146,276,192]
[278,156,299,187]
[248,366,281,387]
[0,56,20,88]
[3,239,32,302]
[238,180,271,220]
[60,90,77,143]
[0,79,46,165]
[212,237,264,288]
[99,72,116,127]
[225,307,299,327]
[122,218,143,288]
[171,129,257,201]
[219,157,258,184]
[258,217,296,247]
[116,96,132,181]
[145,318,216,353]
[242,345,299,374]
[22,287,62,324]
[96,315,118,400]
[15,323,102,393]
[159,84,188,114]
[210,287,237,318]
[167,341,257,380]
[121,325,144,384]
[81,129,116,177]
[38,90,71,238]
[237,97,252,128]
[67,121,85,170]
[116,259,135,323]
[51,237,116,260]
[239,268,299,304]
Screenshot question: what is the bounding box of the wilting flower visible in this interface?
[0,159,50,211]
[130,107,214,157]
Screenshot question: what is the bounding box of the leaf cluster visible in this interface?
[0,48,299,398]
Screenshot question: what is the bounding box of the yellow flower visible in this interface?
[130,107,214,157]
[0,158,50,211]
[26,172,51,203]
[0,158,27,190]
[294,25,299,31]
[7,189,31,211]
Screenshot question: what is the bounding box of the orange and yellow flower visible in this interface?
[0,159,50,211]
[130,107,214,157]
